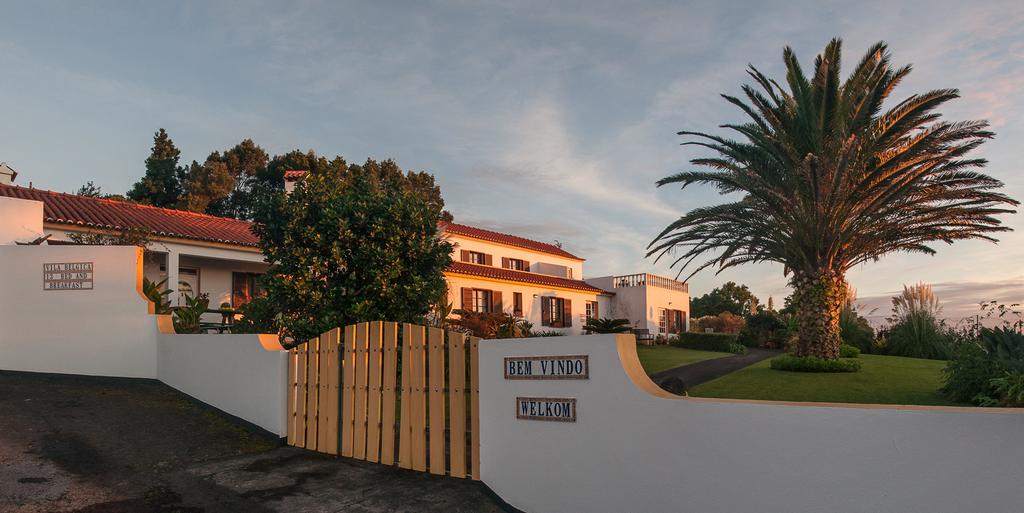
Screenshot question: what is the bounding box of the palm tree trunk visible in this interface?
[791,270,847,359]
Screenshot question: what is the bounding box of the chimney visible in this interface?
[0,162,17,185]
[283,170,308,194]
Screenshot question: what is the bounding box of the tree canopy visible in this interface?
[127,129,186,207]
[690,281,760,318]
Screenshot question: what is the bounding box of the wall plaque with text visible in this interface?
[516,397,577,422]
[43,262,94,290]
[504,355,589,380]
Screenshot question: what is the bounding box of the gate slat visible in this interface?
[295,344,308,448]
[325,328,341,455]
[428,327,446,475]
[317,332,330,452]
[469,336,481,480]
[366,321,384,462]
[448,332,467,478]
[380,322,399,465]
[287,348,297,446]
[341,324,357,457]
[398,323,413,468]
[353,322,370,459]
[409,324,427,472]
[304,337,319,450]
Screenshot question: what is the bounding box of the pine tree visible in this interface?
[127,129,186,207]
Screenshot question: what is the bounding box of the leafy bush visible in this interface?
[840,305,874,352]
[584,317,632,334]
[975,371,1024,407]
[143,277,173,314]
[672,332,739,352]
[172,293,210,334]
[770,354,862,373]
[884,311,952,360]
[691,312,746,334]
[727,342,747,354]
[739,311,788,348]
[452,310,532,339]
[942,329,1024,405]
[839,344,861,358]
[231,296,282,336]
[530,330,566,337]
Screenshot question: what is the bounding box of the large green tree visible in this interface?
[690,281,760,317]
[650,39,1018,359]
[204,139,271,218]
[127,128,186,207]
[251,158,453,341]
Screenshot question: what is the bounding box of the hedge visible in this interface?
[672,332,739,353]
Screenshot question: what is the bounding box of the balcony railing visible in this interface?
[612,273,688,293]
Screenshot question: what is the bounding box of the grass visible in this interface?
[690,353,961,406]
[636,345,733,374]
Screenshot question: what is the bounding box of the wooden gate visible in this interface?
[286,321,481,480]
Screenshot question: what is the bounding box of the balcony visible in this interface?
[611,273,688,293]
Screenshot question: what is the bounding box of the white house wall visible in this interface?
[445,233,584,279]
[445,274,606,335]
[642,284,689,334]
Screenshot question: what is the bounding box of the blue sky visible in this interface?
[1,0,1021,323]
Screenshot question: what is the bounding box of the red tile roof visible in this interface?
[283,170,308,180]
[446,261,610,295]
[0,184,260,247]
[441,222,583,261]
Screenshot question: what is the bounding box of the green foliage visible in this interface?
[648,39,1018,360]
[840,304,875,352]
[202,139,271,218]
[76,181,103,197]
[978,327,1024,368]
[727,342,747,354]
[690,282,759,317]
[975,371,1024,407]
[691,312,745,334]
[941,341,1003,403]
[530,330,566,337]
[251,159,452,342]
[884,311,952,360]
[672,332,739,352]
[128,128,187,208]
[172,293,210,334]
[770,354,862,373]
[839,344,861,358]
[230,296,282,335]
[143,277,172,314]
[453,310,532,339]
[181,158,236,213]
[739,311,788,348]
[584,317,632,334]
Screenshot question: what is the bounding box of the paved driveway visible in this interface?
[0,371,504,513]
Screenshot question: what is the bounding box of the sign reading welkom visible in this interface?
[43,262,94,290]
[504,355,589,380]
[516,397,577,422]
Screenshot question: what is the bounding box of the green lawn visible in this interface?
[636,345,733,374]
[690,354,961,406]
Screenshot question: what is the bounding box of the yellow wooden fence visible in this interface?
[286,321,481,480]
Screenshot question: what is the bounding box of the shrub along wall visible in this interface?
[673,332,738,352]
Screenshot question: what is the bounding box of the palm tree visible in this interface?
[584,318,633,334]
[649,39,1018,359]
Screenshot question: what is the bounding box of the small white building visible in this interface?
[586,274,690,336]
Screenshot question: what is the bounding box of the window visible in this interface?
[503,258,528,271]
[472,289,492,313]
[232,272,264,308]
[513,292,523,317]
[658,308,667,334]
[542,296,572,328]
[461,250,491,265]
[461,287,501,313]
[585,301,599,322]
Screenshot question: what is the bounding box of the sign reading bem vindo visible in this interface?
[43,262,94,290]
[516,397,577,422]
[504,355,589,380]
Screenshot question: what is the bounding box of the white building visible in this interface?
[0,176,689,335]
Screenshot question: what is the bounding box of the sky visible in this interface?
[1,0,1021,325]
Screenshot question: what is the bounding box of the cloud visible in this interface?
[856,278,1024,326]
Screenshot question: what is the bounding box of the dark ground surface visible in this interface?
[650,348,780,394]
[0,371,504,513]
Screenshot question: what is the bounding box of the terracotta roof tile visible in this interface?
[283,170,308,180]
[0,184,260,247]
[446,261,610,295]
[441,222,583,261]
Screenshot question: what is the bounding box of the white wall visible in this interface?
[156,324,288,436]
[0,245,158,378]
[479,335,1024,513]
[445,233,584,279]
[0,196,44,245]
